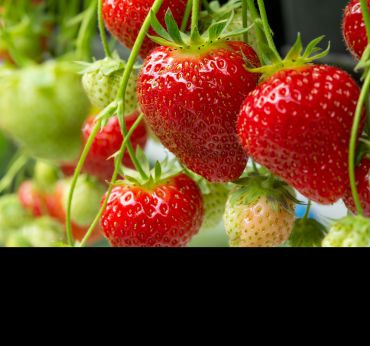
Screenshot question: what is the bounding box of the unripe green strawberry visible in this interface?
[288,218,327,247]
[224,175,297,247]
[0,194,32,245]
[59,174,106,227]
[0,61,90,163]
[34,161,59,192]
[17,217,64,247]
[201,183,229,232]
[81,56,137,112]
[322,216,370,247]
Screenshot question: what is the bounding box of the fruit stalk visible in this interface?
[349,71,370,216]
[181,0,193,31]
[98,0,111,58]
[65,104,116,246]
[79,114,145,247]
[190,0,201,43]
[360,0,370,43]
[256,0,281,61]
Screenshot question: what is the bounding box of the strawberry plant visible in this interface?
[2,0,370,247]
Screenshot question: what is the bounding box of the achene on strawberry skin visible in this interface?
[100,173,204,247]
[238,64,365,205]
[102,0,188,59]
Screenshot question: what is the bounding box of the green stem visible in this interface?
[190,0,201,43]
[114,0,165,181]
[65,104,116,246]
[349,71,370,216]
[304,201,311,220]
[75,0,97,61]
[251,159,259,174]
[181,0,193,31]
[242,0,248,43]
[0,153,28,194]
[79,114,145,247]
[256,0,281,62]
[98,0,111,58]
[360,0,370,48]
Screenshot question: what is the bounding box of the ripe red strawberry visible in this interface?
[238,64,364,204]
[18,180,46,217]
[102,0,188,59]
[343,0,370,60]
[101,172,204,247]
[343,158,370,216]
[63,111,148,182]
[138,41,260,183]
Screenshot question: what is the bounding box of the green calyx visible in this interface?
[249,34,330,80]
[288,218,327,247]
[148,8,253,52]
[117,147,183,189]
[231,173,301,214]
[78,52,129,76]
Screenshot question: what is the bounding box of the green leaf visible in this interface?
[302,35,325,58]
[150,10,173,42]
[285,33,303,62]
[154,161,162,181]
[207,19,229,41]
[165,9,185,45]
[135,146,150,176]
[147,35,179,48]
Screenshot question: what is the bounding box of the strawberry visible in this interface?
[81,56,138,111]
[0,194,33,245]
[137,14,260,182]
[0,61,90,163]
[200,182,230,232]
[64,111,148,182]
[343,0,370,60]
[46,175,105,243]
[102,0,188,59]
[238,63,364,204]
[100,161,204,247]
[322,215,370,247]
[287,218,327,247]
[343,158,370,216]
[224,174,297,247]
[18,180,47,218]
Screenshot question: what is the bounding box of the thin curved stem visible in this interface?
[79,114,145,247]
[256,0,281,62]
[304,201,311,220]
[181,0,193,31]
[190,0,201,43]
[349,71,370,216]
[65,104,115,246]
[0,153,28,193]
[98,0,111,58]
[360,0,370,48]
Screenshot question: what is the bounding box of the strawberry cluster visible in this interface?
[1,0,370,247]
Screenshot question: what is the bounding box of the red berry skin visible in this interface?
[343,159,370,216]
[83,111,148,182]
[101,174,204,247]
[63,111,148,182]
[102,0,188,59]
[18,181,46,217]
[137,42,260,183]
[343,0,370,60]
[237,65,364,205]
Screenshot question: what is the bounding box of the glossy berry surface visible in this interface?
[138,42,260,183]
[101,174,204,247]
[343,0,370,60]
[237,65,364,204]
[82,112,148,182]
[343,158,370,216]
[102,0,188,58]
